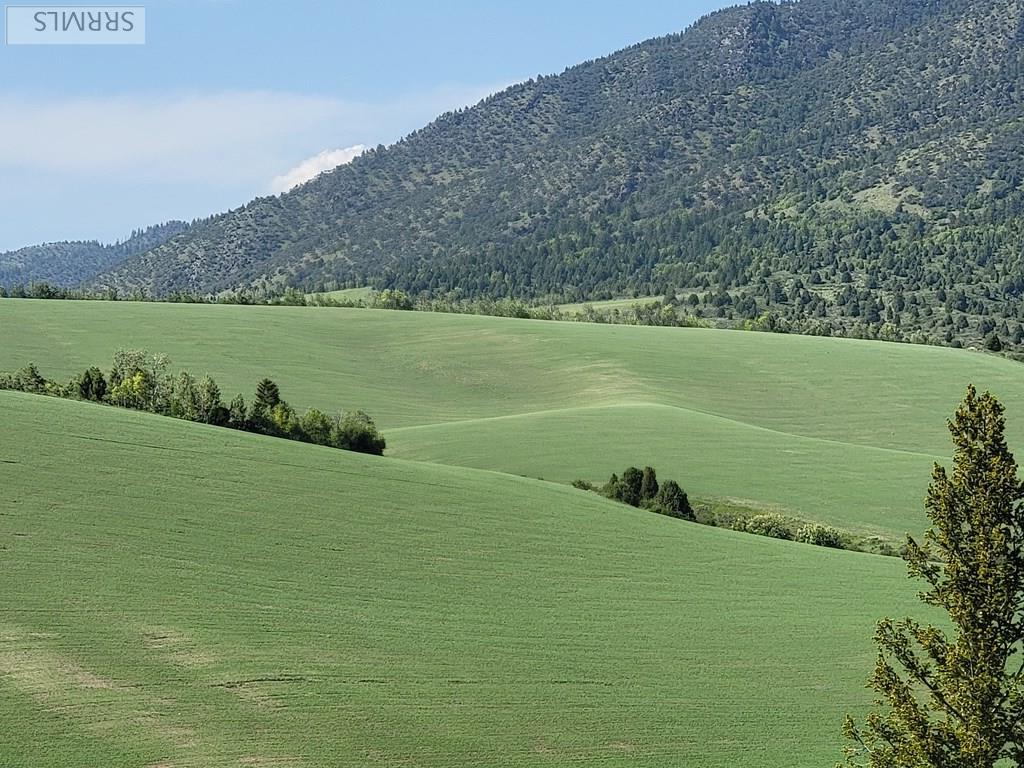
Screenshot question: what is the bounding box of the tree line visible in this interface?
[0,351,386,455]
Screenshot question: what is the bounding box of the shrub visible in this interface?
[794,523,846,549]
[331,410,386,455]
[571,479,597,491]
[619,467,644,506]
[651,479,694,520]
[13,363,47,393]
[734,513,794,540]
[640,466,659,501]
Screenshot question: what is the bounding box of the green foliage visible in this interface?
[619,467,644,506]
[76,367,107,402]
[254,378,281,412]
[842,386,1024,767]
[109,370,154,411]
[197,375,226,426]
[270,401,297,437]
[227,393,247,430]
[794,523,845,549]
[601,472,620,499]
[651,479,694,521]
[109,349,172,414]
[298,407,333,446]
[170,371,201,421]
[2,353,385,457]
[370,289,414,311]
[12,364,46,394]
[640,466,659,501]
[598,466,694,521]
[331,410,386,456]
[733,513,794,541]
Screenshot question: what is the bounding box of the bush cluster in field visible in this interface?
[573,466,694,519]
[0,351,386,455]
[575,469,905,557]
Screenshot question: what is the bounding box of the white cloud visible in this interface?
[0,82,511,251]
[0,83,505,188]
[270,145,366,194]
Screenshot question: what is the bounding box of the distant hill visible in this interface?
[0,221,187,288]
[51,0,1024,347]
[11,299,1024,536]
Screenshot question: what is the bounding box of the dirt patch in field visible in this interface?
[0,625,208,758]
[0,646,121,700]
[224,681,283,710]
[141,627,215,668]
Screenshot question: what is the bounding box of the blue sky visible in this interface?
[0,0,732,252]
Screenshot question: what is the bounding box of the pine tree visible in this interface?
[841,385,1024,768]
[640,466,659,502]
[620,467,644,507]
[254,378,281,411]
[227,394,248,430]
[653,480,693,520]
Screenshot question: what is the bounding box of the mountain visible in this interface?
[81,0,1024,346]
[0,221,188,289]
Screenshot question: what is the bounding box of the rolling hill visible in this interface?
[0,390,917,767]
[5,299,1024,538]
[68,0,1024,350]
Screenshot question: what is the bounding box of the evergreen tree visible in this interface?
[842,385,1024,767]
[227,394,248,430]
[254,378,281,411]
[171,371,200,421]
[602,473,621,501]
[620,467,644,507]
[653,480,693,520]
[640,466,659,501]
[76,367,107,402]
[197,375,225,425]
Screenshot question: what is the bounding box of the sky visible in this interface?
[0,0,733,252]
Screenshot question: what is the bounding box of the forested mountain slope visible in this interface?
[91,0,1024,347]
[0,221,188,289]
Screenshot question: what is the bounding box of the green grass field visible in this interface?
[1,390,919,767]
[4,299,1022,537]
[306,286,374,303]
[556,296,665,314]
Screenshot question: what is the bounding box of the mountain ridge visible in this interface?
[17,0,1024,348]
[0,221,188,289]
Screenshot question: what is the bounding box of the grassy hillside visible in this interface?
[5,299,1023,536]
[1,391,916,767]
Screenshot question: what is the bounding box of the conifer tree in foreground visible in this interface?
[842,385,1024,768]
